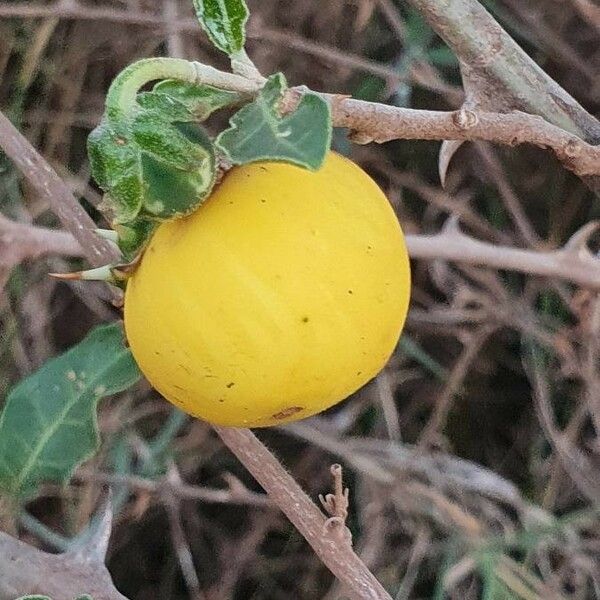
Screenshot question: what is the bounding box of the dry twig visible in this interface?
[319,463,352,545]
[0,212,84,292]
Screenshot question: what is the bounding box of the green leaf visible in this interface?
[192,0,249,55]
[14,596,52,600]
[0,323,141,498]
[149,80,244,121]
[216,73,332,170]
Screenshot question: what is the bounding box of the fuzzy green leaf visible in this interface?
[192,0,249,55]
[0,323,141,498]
[150,80,244,120]
[136,92,194,122]
[216,73,332,170]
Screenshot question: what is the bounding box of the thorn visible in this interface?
[49,265,115,282]
[439,140,464,188]
[49,255,142,284]
[564,221,600,256]
[442,214,462,236]
[66,488,114,565]
[49,271,86,281]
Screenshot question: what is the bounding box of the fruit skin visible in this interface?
[124,152,410,427]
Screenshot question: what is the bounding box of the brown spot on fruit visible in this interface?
[226,382,235,388]
[272,406,304,420]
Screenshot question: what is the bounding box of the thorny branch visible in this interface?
[404,0,600,143]
[0,212,84,292]
[284,94,600,179]
[214,427,392,600]
[4,210,600,289]
[2,0,600,596]
[0,531,128,600]
[405,220,600,289]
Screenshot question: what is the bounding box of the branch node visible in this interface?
[452,108,478,130]
[563,138,583,159]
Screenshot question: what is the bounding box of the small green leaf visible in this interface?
[216,73,332,170]
[192,0,249,55]
[0,323,141,498]
[150,80,244,120]
[14,596,53,600]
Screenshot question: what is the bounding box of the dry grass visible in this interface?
[1,0,599,598]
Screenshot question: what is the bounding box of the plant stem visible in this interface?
[214,426,393,600]
[403,0,600,143]
[105,57,260,120]
[106,57,198,119]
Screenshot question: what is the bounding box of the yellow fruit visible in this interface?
[124,153,410,427]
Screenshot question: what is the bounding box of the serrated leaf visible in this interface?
[0,323,141,498]
[216,73,332,170]
[192,0,248,55]
[151,80,243,121]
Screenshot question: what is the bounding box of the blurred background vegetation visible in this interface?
[1,0,599,598]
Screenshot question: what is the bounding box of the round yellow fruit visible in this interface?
[124,153,410,427]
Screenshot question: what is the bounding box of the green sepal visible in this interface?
[136,91,194,122]
[132,110,212,172]
[114,218,158,260]
[150,80,244,120]
[89,93,218,247]
[140,122,216,219]
[216,73,332,171]
[88,121,144,224]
